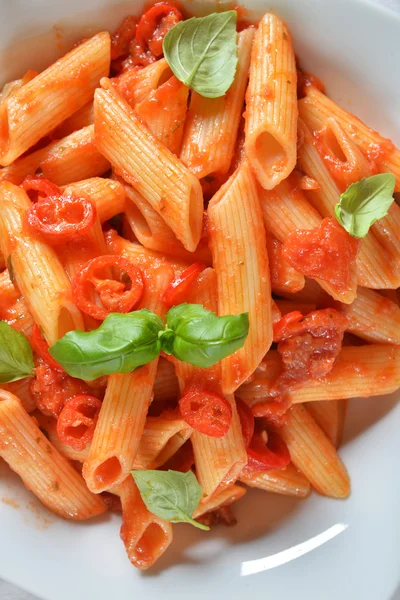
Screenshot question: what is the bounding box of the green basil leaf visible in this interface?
[163,11,238,98]
[132,469,209,531]
[163,303,249,368]
[0,321,34,383]
[334,173,396,238]
[49,310,164,380]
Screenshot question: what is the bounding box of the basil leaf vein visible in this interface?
[0,321,34,383]
[334,173,396,238]
[132,469,209,531]
[163,11,238,98]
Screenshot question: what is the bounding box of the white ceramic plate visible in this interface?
[0,1,399,599]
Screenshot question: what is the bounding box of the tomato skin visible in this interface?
[282,218,360,292]
[57,394,102,451]
[236,399,254,448]
[161,262,206,307]
[27,195,96,243]
[21,176,61,201]
[31,324,63,372]
[111,15,138,60]
[131,3,182,65]
[179,385,232,438]
[71,255,144,321]
[243,430,291,476]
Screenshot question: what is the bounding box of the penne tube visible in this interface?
[122,180,212,264]
[208,160,272,393]
[276,276,330,306]
[266,234,305,294]
[240,463,311,498]
[94,83,203,252]
[180,28,254,178]
[260,176,357,303]
[0,125,110,186]
[0,270,34,338]
[307,400,347,448]
[83,265,173,493]
[289,345,400,402]
[344,287,400,345]
[173,269,247,499]
[132,415,193,470]
[117,476,173,570]
[53,101,94,138]
[153,357,180,403]
[0,183,83,344]
[245,14,297,189]
[271,299,282,324]
[105,229,189,277]
[62,177,126,223]
[112,58,172,108]
[135,76,189,155]
[0,33,110,165]
[297,118,400,289]
[39,414,91,463]
[279,404,350,498]
[192,484,246,518]
[1,378,36,414]
[0,389,106,519]
[299,86,400,191]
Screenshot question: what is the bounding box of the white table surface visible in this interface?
[1,0,400,598]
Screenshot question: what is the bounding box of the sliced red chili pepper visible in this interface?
[131,3,182,65]
[245,430,290,474]
[31,324,64,372]
[251,396,292,428]
[27,195,96,243]
[161,261,206,307]
[179,385,232,438]
[57,394,102,451]
[273,311,304,342]
[72,255,144,321]
[236,398,254,448]
[21,176,61,201]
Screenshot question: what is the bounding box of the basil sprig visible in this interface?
[132,469,209,531]
[163,303,249,367]
[335,173,396,238]
[163,11,238,98]
[49,304,249,380]
[0,321,34,383]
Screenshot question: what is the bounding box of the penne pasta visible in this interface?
[62,177,126,223]
[1,377,36,414]
[0,33,110,165]
[345,287,400,345]
[153,357,180,404]
[266,233,305,294]
[192,484,246,518]
[208,160,272,393]
[94,82,203,252]
[180,28,254,178]
[240,463,311,498]
[245,13,297,189]
[0,183,83,344]
[83,265,173,493]
[117,476,173,570]
[307,400,347,448]
[0,389,107,519]
[135,76,189,155]
[279,404,350,498]
[112,58,172,108]
[53,101,95,138]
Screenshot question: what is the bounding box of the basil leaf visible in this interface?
[163,11,238,98]
[0,321,34,383]
[162,303,249,368]
[49,310,164,380]
[132,469,209,531]
[334,173,396,238]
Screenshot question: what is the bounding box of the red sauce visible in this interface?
[297,68,325,99]
[282,218,360,292]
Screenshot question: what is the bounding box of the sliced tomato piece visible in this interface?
[131,3,182,65]
[57,394,102,451]
[71,255,144,321]
[244,430,290,475]
[161,261,206,307]
[179,385,232,438]
[111,15,138,60]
